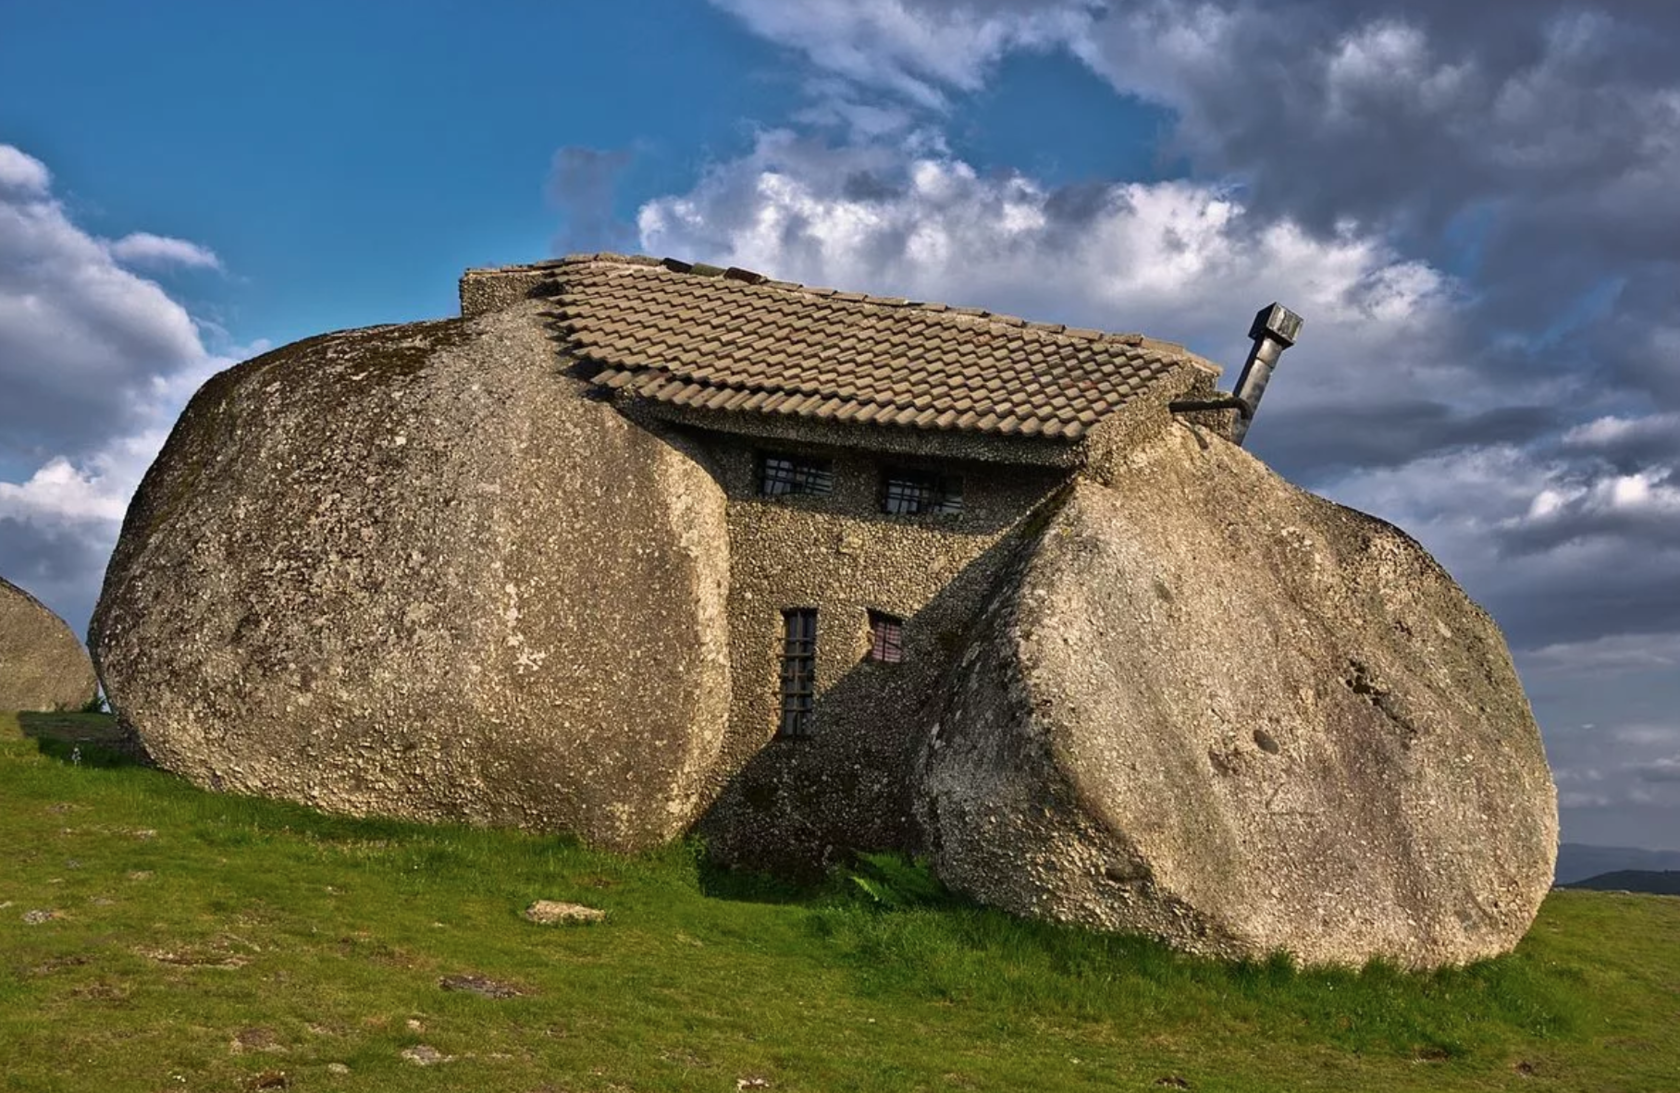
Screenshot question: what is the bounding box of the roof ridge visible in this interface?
[527,252,1225,440]
[544,251,1180,355]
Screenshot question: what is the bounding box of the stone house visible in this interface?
[95,253,1555,965]
[461,254,1249,871]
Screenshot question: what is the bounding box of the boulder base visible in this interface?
[917,421,1557,968]
[91,301,732,851]
[0,576,97,712]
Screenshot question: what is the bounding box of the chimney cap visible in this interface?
[1249,303,1303,348]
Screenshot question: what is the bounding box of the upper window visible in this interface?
[867,611,905,664]
[881,469,963,515]
[759,452,834,498]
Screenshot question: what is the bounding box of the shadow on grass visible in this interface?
[17,710,152,768]
[694,845,952,909]
[697,851,834,905]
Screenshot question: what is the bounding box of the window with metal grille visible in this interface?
[881,469,963,514]
[778,608,818,737]
[759,452,834,498]
[867,611,904,664]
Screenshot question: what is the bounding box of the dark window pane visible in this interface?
[881,469,962,515]
[761,456,797,496]
[760,452,833,497]
[868,611,904,664]
[778,608,818,737]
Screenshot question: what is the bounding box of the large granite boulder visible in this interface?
[916,416,1557,968]
[91,300,732,851]
[0,576,98,712]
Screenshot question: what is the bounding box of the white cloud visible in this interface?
[0,145,50,194]
[1614,724,1680,748]
[108,232,223,271]
[637,131,1457,378]
[1323,20,1472,122]
[1522,632,1680,676]
[0,457,132,524]
[0,143,245,635]
[712,0,1097,111]
[1560,411,1680,471]
[1559,790,1614,810]
[0,157,209,458]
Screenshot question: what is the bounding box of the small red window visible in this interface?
[868,611,904,664]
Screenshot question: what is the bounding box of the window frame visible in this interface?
[777,607,818,738]
[757,450,834,499]
[866,610,905,665]
[879,467,963,515]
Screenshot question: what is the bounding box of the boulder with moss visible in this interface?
[0,576,98,712]
[916,413,1558,968]
[90,300,732,851]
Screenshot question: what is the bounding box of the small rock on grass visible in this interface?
[523,900,605,925]
[439,973,524,999]
[22,909,60,925]
[325,1063,350,1076]
[230,1027,284,1055]
[401,1045,454,1066]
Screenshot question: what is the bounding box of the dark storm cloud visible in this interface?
[1560,412,1680,472]
[0,515,113,640]
[1636,757,1680,785]
[1498,506,1680,559]
[1252,400,1560,479]
[694,0,1680,681]
[1071,1,1680,412]
[1486,564,1680,652]
[718,0,1680,405]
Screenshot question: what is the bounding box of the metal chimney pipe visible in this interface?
[1229,303,1303,446]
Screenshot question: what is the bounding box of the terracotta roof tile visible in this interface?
[522,254,1220,440]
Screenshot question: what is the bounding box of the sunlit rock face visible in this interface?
[916,418,1558,969]
[0,576,98,713]
[91,301,732,851]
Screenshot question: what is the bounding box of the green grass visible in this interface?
[2,712,1676,1092]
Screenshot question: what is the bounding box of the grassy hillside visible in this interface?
[1563,870,1680,896]
[3,711,1677,1093]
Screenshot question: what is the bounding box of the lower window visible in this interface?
[779,608,817,736]
[867,610,905,664]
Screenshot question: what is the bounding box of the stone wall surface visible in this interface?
[690,438,1064,874]
[0,576,98,712]
[916,412,1558,968]
[90,301,733,851]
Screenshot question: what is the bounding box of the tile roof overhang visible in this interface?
[494,253,1222,442]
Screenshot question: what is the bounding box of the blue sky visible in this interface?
[4,0,1680,850]
[2,2,783,341]
[1,1,1175,344]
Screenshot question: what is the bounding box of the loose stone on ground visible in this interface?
[401,1045,454,1066]
[524,899,605,925]
[438,973,524,998]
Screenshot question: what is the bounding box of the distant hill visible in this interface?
[1561,870,1680,896]
[1555,843,1680,885]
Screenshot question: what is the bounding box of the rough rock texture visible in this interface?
[91,300,732,851]
[917,414,1557,968]
[0,576,98,712]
